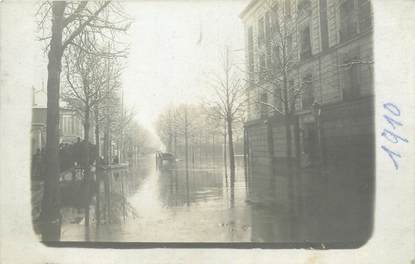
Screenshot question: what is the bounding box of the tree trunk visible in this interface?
[212,134,215,167]
[243,127,249,194]
[136,144,139,164]
[285,113,295,236]
[40,1,65,242]
[294,116,301,168]
[83,107,91,229]
[168,131,172,153]
[95,111,100,163]
[282,67,296,238]
[192,145,195,173]
[184,107,189,183]
[266,119,276,203]
[227,116,235,206]
[184,108,190,206]
[173,131,177,156]
[223,121,228,187]
[199,134,202,166]
[103,116,110,165]
[285,116,292,161]
[104,171,110,222]
[94,110,100,226]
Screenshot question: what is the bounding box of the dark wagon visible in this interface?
[155,152,176,171]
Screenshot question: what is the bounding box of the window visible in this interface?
[358,0,372,32]
[273,87,282,112]
[271,3,280,34]
[301,74,314,109]
[272,46,280,73]
[247,26,255,81]
[247,91,252,119]
[265,11,272,67]
[285,0,291,18]
[300,26,312,60]
[297,0,311,16]
[319,0,329,50]
[285,79,295,113]
[342,56,361,100]
[62,116,66,133]
[288,79,295,99]
[75,117,79,135]
[259,54,266,81]
[339,0,357,42]
[258,17,265,46]
[66,117,70,133]
[287,34,293,57]
[260,93,268,118]
[71,117,74,134]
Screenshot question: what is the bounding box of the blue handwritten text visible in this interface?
[381,102,408,170]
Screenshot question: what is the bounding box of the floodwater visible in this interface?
[45,153,372,244]
[60,156,253,242]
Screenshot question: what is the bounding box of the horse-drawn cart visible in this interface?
[155,152,176,171]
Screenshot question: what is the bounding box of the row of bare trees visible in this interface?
[156,105,224,167]
[155,46,246,206]
[36,1,132,241]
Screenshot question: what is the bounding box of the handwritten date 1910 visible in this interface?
[381,102,409,170]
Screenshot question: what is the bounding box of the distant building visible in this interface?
[240,0,373,241]
[31,107,47,154]
[59,108,84,143]
[31,107,84,154]
[31,86,85,154]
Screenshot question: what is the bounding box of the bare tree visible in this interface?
[251,0,374,161]
[62,42,122,228]
[113,105,136,163]
[123,121,150,164]
[203,105,229,185]
[203,109,223,168]
[36,1,130,240]
[205,46,246,206]
[155,106,178,154]
[248,1,302,163]
[241,1,311,236]
[156,104,205,180]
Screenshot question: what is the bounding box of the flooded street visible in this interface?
[60,156,253,242]
[49,153,372,244]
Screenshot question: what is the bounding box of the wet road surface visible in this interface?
[61,156,253,242]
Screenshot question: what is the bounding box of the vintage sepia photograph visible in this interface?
[27,0,374,246]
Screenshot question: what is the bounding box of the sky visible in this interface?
[32,0,249,133]
[121,1,248,130]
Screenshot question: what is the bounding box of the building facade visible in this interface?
[31,107,85,153]
[59,108,84,144]
[241,0,373,242]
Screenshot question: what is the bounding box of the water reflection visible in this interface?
[58,154,369,244]
[158,165,224,208]
[60,164,142,241]
[60,156,251,242]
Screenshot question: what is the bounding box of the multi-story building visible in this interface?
[241,0,373,242]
